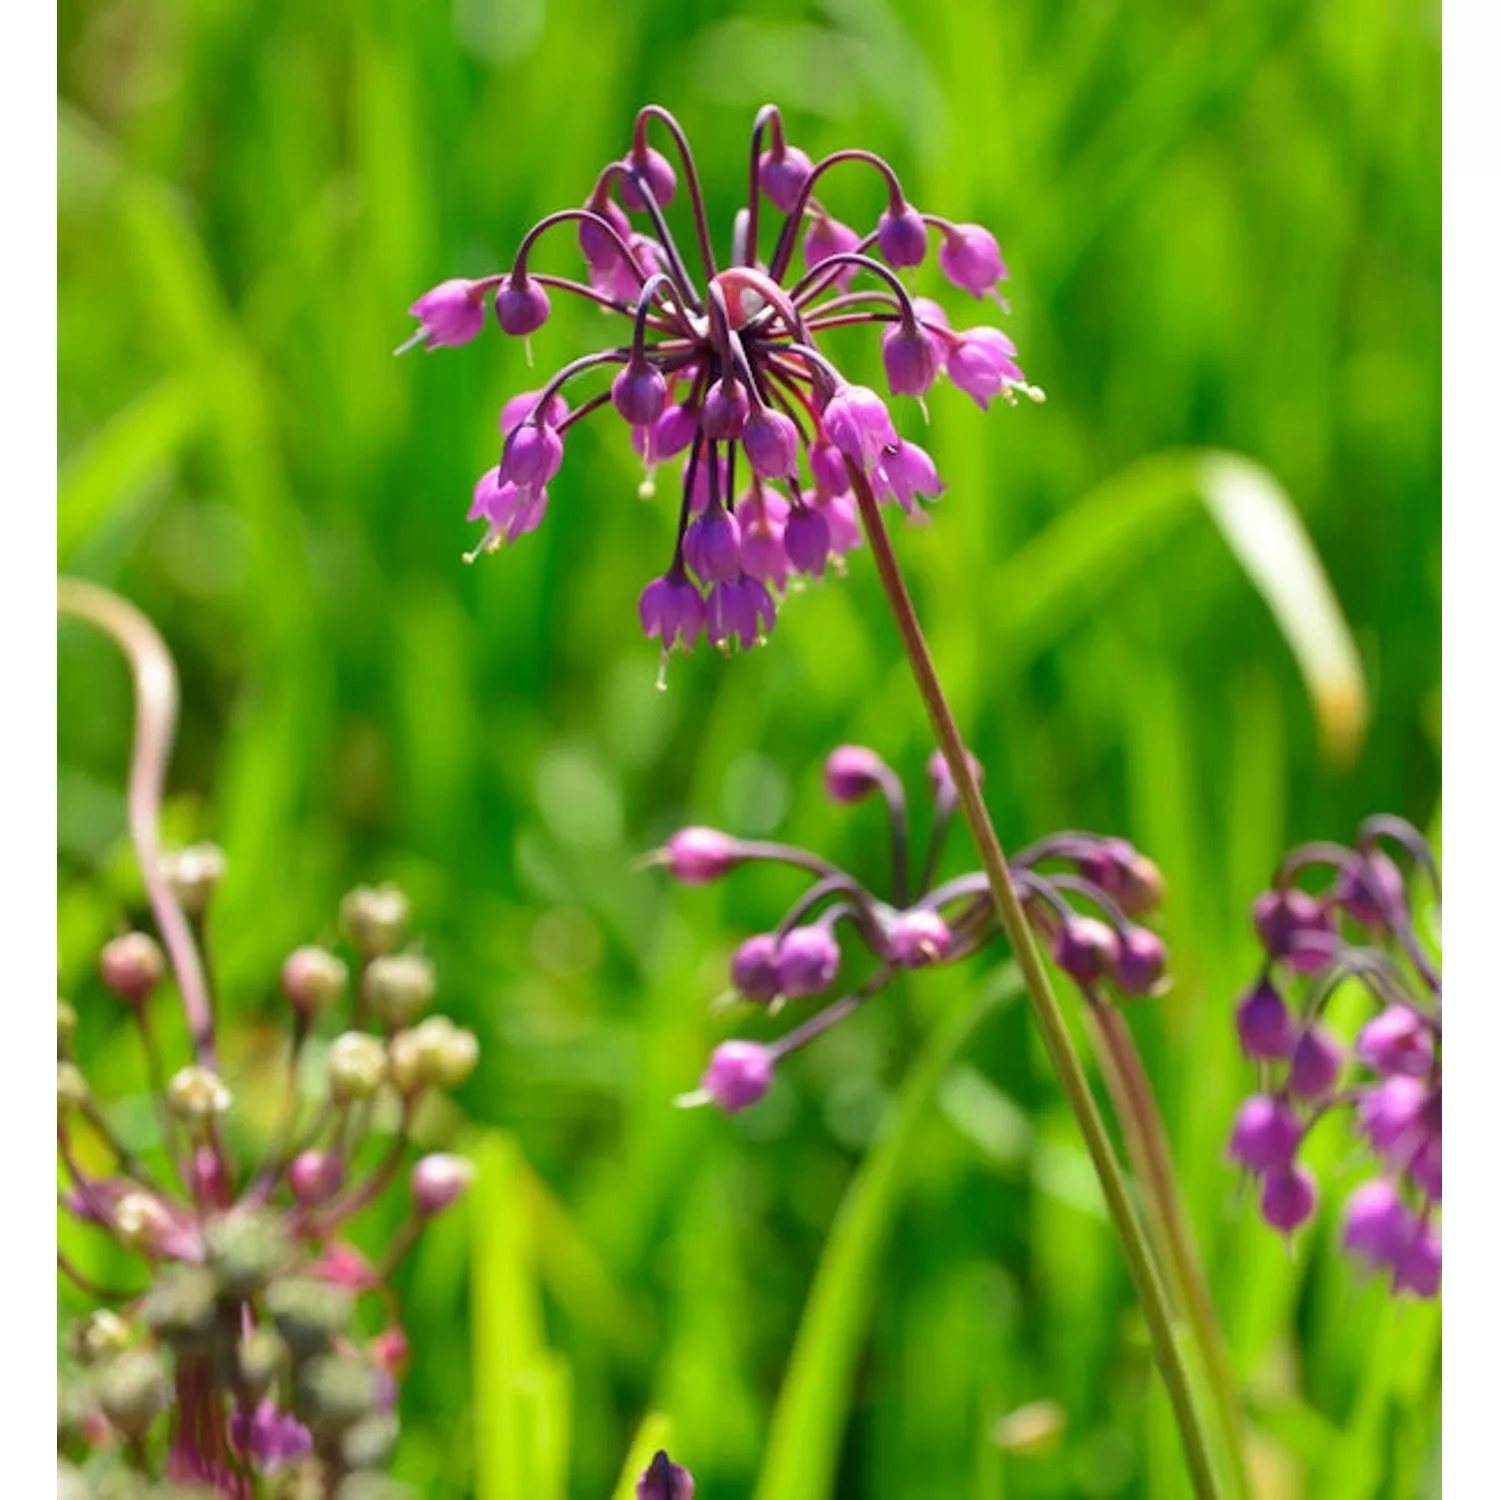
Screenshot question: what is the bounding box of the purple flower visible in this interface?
[885,909,951,967]
[777,926,841,997]
[500,389,569,436]
[1392,1219,1441,1297]
[881,321,942,397]
[823,385,898,472]
[1342,1179,1411,1268]
[1357,1075,1427,1155]
[738,491,791,587]
[701,1041,774,1113]
[1235,979,1296,1060]
[637,1449,696,1500]
[783,505,832,577]
[1251,888,1337,973]
[1287,1025,1342,1098]
[619,146,679,211]
[1052,915,1120,986]
[495,275,551,336]
[1260,1165,1317,1233]
[1335,849,1409,929]
[661,827,741,884]
[411,1153,475,1215]
[947,327,1026,409]
[1355,1006,1434,1078]
[613,362,669,426]
[230,1403,313,1472]
[808,440,852,496]
[500,421,564,495]
[706,577,776,650]
[804,211,861,289]
[759,143,813,212]
[639,572,706,655]
[731,934,783,1002]
[701,377,750,440]
[873,440,944,513]
[1228,1095,1301,1174]
[743,407,800,479]
[937,222,1008,298]
[1110,927,1167,997]
[684,507,743,586]
[876,203,929,268]
[823,745,887,804]
[403,277,487,350]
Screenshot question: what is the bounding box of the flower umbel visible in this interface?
[404,105,1039,671]
[653,744,1168,1112]
[1227,815,1441,1298]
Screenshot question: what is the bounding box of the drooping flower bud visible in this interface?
[97,1349,171,1438]
[495,275,551,336]
[57,1060,89,1112]
[405,278,487,350]
[885,909,951,968]
[297,1354,380,1434]
[1251,888,1336,973]
[926,747,984,798]
[362,954,437,1030]
[876,203,929,268]
[1227,1094,1302,1175]
[823,745,887,804]
[411,1154,475,1216]
[1234,979,1297,1060]
[660,827,741,884]
[1110,927,1167,997]
[612,361,669,427]
[281,945,349,1014]
[1392,1219,1441,1297]
[637,1449,696,1500]
[164,842,226,916]
[1335,849,1409,930]
[639,573,706,653]
[115,1192,175,1256]
[167,1064,232,1125]
[937,223,1007,298]
[1051,916,1120,986]
[873,439,944,513]
[759,142,814,212]
[731,933,782,1003]
[946,327,1025,410]
[1287,1024,1343,1098]
[881,321,941,397]
[407,1014,480,1091]
[803,212,861,289]
[701,1040,774,1113]
[777,926,841,997]
[783,505,832,577]
[500,421,565,492]
[742,407,800,478]
[99,932,165,1005]
[619,146,679,211]
[206,1209,292,1297]
[339,885,410,958]
[326,1033,388,1105]
[1356,1075,1427,1155]
[289,1150,345,1207]
[57,998,78,1054]
[1260,1164,1317,1233]
[1341,1179,1410,1269]
[684,507,743,586]
[700,378,750,440]
[822,385,897,472]
[1355,1005,1434,1078]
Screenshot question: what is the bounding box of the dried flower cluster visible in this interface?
[403,104,1039,670]
[58,861,478,1500]
[1227,816,1441,1297]
[651,744,1167,1111]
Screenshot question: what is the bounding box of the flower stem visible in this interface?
[1088,1002,1251,1500]
[846,469,1224,1500]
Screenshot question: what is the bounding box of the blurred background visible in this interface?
[57,1,1440,1497]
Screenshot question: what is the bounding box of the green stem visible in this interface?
[1089,1002,1250,1500]
[847,468,1223,1500]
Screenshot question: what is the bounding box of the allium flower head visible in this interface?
[404,105,1038,671]
[1226,815,1440,1297]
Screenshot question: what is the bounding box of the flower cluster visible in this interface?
[1226,816,1441,1298]
[651,744,1168,1112]
[58,864,479,1500]
[403,105,1040,670]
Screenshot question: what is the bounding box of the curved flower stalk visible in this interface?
[1228,815,1441,1298]
[58,581,477,1500]
[651,744,1170,1112]
[403,103,1039,670]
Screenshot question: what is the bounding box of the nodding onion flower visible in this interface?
[1227,815,1441,1299]
[402,105,1040,676]
[647,744,1167,1114]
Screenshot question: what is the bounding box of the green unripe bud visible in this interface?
[339,885,410,958]
[362,954,436,1029]
[68,1309,132,1365]
[341,1412,400,1470]
[296,1353,379,1432]
[282,946,349,1014]
[206,1210,291,1297]
[97,1348,170,1436]
[58,999,78,1053]
[114,1191,174,1255]
[165,842,227,917]
[57,1060,89,1112]
[238,1327,291,1397]
[386,1029,423,1096]
[167,1064,232,1124]
[141,1264,220,1350]
[326,1032,387,1105]
[265,1277,354,1358]
[99,932,166,1005]
[335,1476,415,1500]
[419,1017,479,1091]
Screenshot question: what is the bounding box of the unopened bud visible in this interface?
[57,999,78,1053]
[282,946,349,1014]
[115,1191,174,1255]
[238,1327,290,1397]
[992,1399,1066,1456]
[339,885,410,958]
[207,1210,291,1297]
[335,1475,416,1500]
[67,1310,132,1365]
[637,1450,696,1500]
[297,1353,380,1432]
[387,1029,423,1096]
[99,932,165,1005]
[326,1032,387,1104]
[362,954,436,1030]
[97,1348,170,1437]
[165,842,227,916]
[57,1060,89,1112]
[415,1015,479,1091]
[342,1412,400,1471]
[411,1154,474,1216]
[288,1150,344,1206]
[266,1277,354,1358]
[168,1064,232,1124]
[369,1327,410,1379]
[141,1264,220,1349]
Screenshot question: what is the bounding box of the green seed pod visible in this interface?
[265,1277,354,1359]
[339,886,410,959]
[341,1411,400,1470]
[362,954,436,1029]
[67,1309,132,1365]
[206,1210,291,1298]
[296,1353,379,1433]
[237,1326,291,1397]
[167,1064,232,1125]
[141,1264,221,1351]
[326,1032,387,1105]
[97,1348,171,1436]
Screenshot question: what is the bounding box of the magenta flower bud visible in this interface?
[280,946,349,1014]
[1410,1135,1441,1200]
[1392,1219,1441,1297]
[938,222,1008,298]
[1252,887,1338,973]
[803,212,861,289]
[500,422,564,491]
[926,748,984,798]
[411,1154,474,1216]
[1110,927,1167,997]
[1260,1164,1317,1233]
[1235,979,1296,1059]
[662,827,740,884]
[100,932,166,1005]
[406,278,486,350]
[619,147,678,211]
[1288,1024,1343,1098]
[742,407,800,478]
[500,389,569,437]
[947,327,1025,410]
[1335,849,1409,930]
[731,934,782,1003]
[1051,916,1120,986]
[783,505,832,577]
[823,745,887,803]
[758,143,814,213]
[701,1040,774,1113]
[634,401,698,464]
[639,573,706,653]
[1355,1005,1434,1078]
[886,909,952,968]
[876,203,929,268]
[684,507,743,586]
[700,378,749,440]
[776,926,841,998]
[706,577,776,650]
[288,1151,343,1207]
[874,440,944,513]
[881,322,941,397]
[823,385,897,472]
[1228,1094,1302,1174]
[1341,1179,1410,1267]
[579,196,632,271]
[816,490,862,555]
[637,1450,696,1500]
[809,440,851,495]
[495,275,551,336]
[738,493,791,587]
[1357,1075,1427,1155]
[612,361,669,426]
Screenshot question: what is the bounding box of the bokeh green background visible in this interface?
[57,1,1441,1497]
